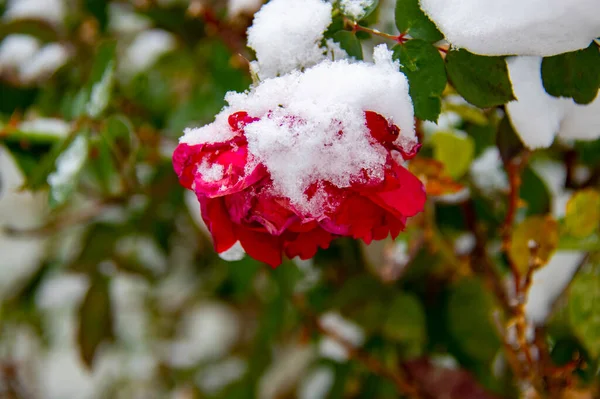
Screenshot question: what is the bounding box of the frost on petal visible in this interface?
[419,0,600,56]
[247,0,333,78]
[506,56,600,149]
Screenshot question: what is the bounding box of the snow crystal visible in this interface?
[247,0,333,79]
[228,0,263,17]
[197,159,225,183]
[470,147,509,194]
[121,29,176,77]
[182,46,415,217]
[419,0,600,56]
[506,56,600,149]
[19,43,69,82]
[0,34,40,73]
[340,0,376,20]
[4,0,65,26]
[19,118,71,138]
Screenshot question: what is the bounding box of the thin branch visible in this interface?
[293,297,423,398]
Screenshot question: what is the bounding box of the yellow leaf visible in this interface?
[565,189,600,238]
[509,216,559,274]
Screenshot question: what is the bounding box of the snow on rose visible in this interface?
[173,47,426,266]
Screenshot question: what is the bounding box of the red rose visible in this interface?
[173,111,426,267]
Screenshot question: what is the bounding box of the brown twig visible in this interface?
[293,297,422,398]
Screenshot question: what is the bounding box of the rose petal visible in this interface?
[234,225,282,267]
[369,163,426,218]
[199,196,237,253]
[284,227,332,260]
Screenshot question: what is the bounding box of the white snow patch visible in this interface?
[181,46,415,217]
[4,0,65,26]
[318,312,364,362]
[258,345,315,399]
[526,251,585,325]
[228,0,263,17]
[196,357,247,395]
[108,3,152,35]
[121,29,176,77]
[454,232,476,256]
[19,43,70,83]
[470,147,509,194]
[340,0,376,20]
[36,274,89,310]
[47,134,88,202]
[506,56,600,149]
[298,366,335,399]
[419,0,600,56]
[166,303,240,368]
[247,0,333,79]
[0,34,40,73]
[218,241,246,262]
[19,118,71,138]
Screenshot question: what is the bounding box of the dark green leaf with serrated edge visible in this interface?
[568,256,600,358]
[395,0,442,42]
[393,40,446,121]
[333,31,363,60]
[77,275,114,369]
[542,43,600,105]
[446,49,515,108]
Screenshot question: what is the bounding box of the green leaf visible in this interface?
[393,40,446,121]
[431,131,474,179]
[541,43,600,105]
[332,31,363,60]
[48,131,89,208]
[568,257,600,358]
[445,49,515,108]
[83,0,109,31]
[77,275,114,369]
[382,292,426,358]
[85,41,116,118]
[508,216,559,274]
[447,278,501,364]
[26,129,79,190]
[564,189,600,238]
[520,166,552,216]
[395,0,443,42]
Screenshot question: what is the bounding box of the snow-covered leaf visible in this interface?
[445,49,515,108]
[541,43,600,105]
[48,131,89,208]
[85,41,116,118]
[392,39,446,121]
